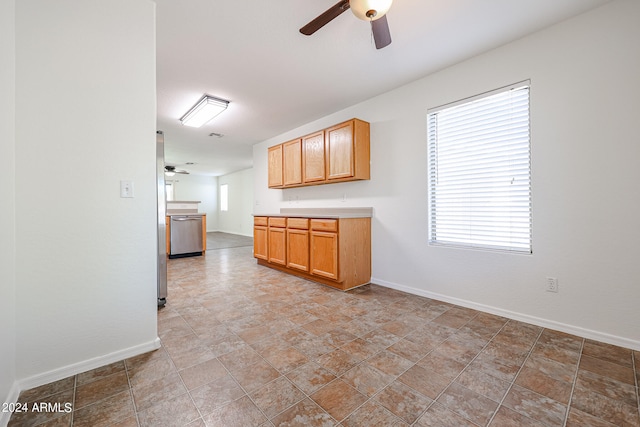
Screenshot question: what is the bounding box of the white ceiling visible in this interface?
[155,0,611,176]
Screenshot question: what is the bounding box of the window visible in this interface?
[165,182,174,201]
[427,82,531,253]
[220,184,228,212]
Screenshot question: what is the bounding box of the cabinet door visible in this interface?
[287,229,309,272]
[268,144,283,188]
[283,139,302,186]
[253,226,268,260]
[202,215,207,251]
[310,231,338,280]
[325,121,354,180]
[302,131,325,183]
[268,227,286,265]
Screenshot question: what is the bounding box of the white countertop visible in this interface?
[253,207,373,219]
[166,212,206,217]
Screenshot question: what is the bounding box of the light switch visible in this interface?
[120,180,134,198]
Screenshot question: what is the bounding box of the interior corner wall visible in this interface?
[0,0,18,418]
[14,0,159,386]
[168,174,219,231]
[253,0,640,349]
[218,168,254,237]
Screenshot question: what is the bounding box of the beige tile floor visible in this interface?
[10,246,640,426]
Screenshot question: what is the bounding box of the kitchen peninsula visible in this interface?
[253,208,372,290]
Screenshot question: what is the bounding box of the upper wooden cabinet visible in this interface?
[283,139,302,186]
[326,119,370,182]
[268,145,283,188]
[268,118,370,188]
[302,131,325,183]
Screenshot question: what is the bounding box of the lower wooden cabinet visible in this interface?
[310,231,338,280]
[268,217,287,265]
[253,216,268,260]
[287,218,310,272]
[253,215,371,290]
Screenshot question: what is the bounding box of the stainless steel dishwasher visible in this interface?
[169,215,204,258]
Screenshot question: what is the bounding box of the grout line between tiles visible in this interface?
[203,333,287,425]
[422,315,514,427]
[336,310,484,426]
[562,337,585,427]
[248,301,393,424]
[633,350,640,423]
[154,311,226,426]
[401,311,484,426]
[484,325,545,427]
[342,301,501,424]
[177,368,205,427]
[70,375,77,427]
[122,359,140,427]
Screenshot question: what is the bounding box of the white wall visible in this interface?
[168,174,219,231]
[0,0,18,418]
[219,168,254,236]
[13,0,158,392]
[254,0,640,349]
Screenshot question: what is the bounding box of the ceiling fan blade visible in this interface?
[371,14,392,49]
[300,0,350,36]
[165,165,190,175]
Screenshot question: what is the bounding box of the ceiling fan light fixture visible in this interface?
[350,0,392,21]
[180,95,230,128]
[165,165,189,176]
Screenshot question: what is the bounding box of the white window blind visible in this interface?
[428,83,531,253]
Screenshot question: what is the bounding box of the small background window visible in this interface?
[165,181,174,201]
[220,184,228,212]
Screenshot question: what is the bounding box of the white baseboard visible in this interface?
[371,277,640,351]
[4,337,161,415]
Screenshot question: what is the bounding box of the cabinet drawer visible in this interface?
[254,216,268,226]
[287,218,309,230]
[310,219,338,232]
[268,217,287,228]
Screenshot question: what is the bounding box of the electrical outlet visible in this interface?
[546,277,559,293]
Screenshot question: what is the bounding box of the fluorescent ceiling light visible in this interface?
[180,95,229,128]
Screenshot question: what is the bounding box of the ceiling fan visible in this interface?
[300,0,392,49]
[164,165,189,176]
